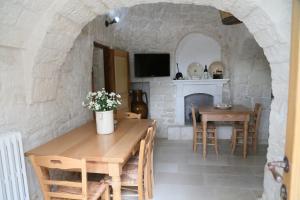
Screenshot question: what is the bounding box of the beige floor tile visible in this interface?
[155,172,205,186]
[152,139,266,200]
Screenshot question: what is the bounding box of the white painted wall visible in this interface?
[176,33,221,78]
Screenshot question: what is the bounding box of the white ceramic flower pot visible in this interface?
[95,110,114,134]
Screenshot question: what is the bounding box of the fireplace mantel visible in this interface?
[173,79,230,125]
[172,79,229,85]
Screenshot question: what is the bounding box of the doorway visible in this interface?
[92,42,109,92]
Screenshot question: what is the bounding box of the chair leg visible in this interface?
[253,135,257,154]
[147,162,153,199]
[231,129,237,154]
[149,152,154,199]
[103,184,110,200]
[214,130,219,156]
[193,131,198,152]
[230,127,235,148]
[144,164,151,200]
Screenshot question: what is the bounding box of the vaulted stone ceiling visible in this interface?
[111,4,225,50]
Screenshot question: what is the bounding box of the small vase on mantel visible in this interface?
[95,110,114,134]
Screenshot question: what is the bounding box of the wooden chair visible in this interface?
[192,106,218,155]
[149,120,156,199]
[30,155,109,200]
[231,103,262,154]
[126,120,156,199]
[105,127,154,200]
[117,111,142,119]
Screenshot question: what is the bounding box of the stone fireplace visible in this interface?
[173,79,229,125]
[168,79,229,140]
[184,93,214,124]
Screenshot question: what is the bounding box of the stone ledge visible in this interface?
[172,79,230,85]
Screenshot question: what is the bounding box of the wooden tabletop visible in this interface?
[26,119,153,163]
[199,105,251,114]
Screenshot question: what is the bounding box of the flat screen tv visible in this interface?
[134,53,170,77]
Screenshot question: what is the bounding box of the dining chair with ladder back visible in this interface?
[105,126,154,200]
[126,120,157,199]
[29,155,110,200]
[192,106,219,155]
[231,103,262,154]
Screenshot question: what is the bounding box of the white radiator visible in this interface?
[0,132,29,200]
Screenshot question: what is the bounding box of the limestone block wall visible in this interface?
[223,25,272,143]
[110,4,272,142]
[0,15,112,199]
[25,31,93,199]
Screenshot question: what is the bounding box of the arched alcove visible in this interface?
[175,33,221,78]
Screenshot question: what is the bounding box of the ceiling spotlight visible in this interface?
[105,16,120,27]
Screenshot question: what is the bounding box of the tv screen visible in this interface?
[134,53,170,77]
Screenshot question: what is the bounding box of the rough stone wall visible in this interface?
[110,4,271,142]
[25,30,93,199]
[223,25,272,143]
[0,15,112,199]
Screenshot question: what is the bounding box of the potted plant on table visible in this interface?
[83,88,121,134]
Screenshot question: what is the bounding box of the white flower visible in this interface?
[97,91,102,97]
[107,99,113,107]
[83,89,122,112]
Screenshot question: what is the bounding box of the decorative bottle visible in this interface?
[203,65,209,79]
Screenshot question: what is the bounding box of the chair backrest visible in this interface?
[191,106,198,131]
[137,127,154,200]
[151,120,157,149]
[253,103,262,133]
[117,111,142,119]
[30,155,87,200]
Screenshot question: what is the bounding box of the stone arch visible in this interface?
[25,0,290,103]
[23,0,291,199]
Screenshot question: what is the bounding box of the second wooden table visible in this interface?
[199,105,251,159]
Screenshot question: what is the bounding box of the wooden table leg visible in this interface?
[202,120,207,159]
[109,164,122,200]
[243,120,249,159]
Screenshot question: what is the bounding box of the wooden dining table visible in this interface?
[199,105,251,159]
[25,118,153,200]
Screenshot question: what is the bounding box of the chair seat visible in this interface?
[104,162,139,187]
[54,181,106,200]
[126,155,139,165]
[122,163,138,177]
[196,122,216,132]
[105,173,138,187]
[233,123,255,133]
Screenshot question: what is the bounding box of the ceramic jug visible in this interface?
[131,90,148,119]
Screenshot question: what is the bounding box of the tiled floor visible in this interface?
[153,139,267,200]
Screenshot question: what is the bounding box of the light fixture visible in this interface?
[219,11,242,25]
[105,16,120,27]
